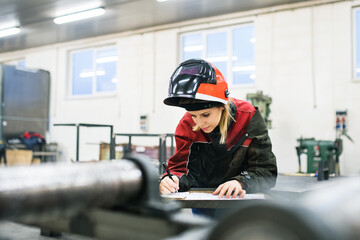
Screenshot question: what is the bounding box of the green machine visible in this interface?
[296,110,352,176]
[295,138,342,175]
[246,90,272,128]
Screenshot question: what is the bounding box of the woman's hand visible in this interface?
[159,175,179,194]
[213,180,246,199]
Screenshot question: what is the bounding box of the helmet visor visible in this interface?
[164,59,216,106]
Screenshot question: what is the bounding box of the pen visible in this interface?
[162,163,178,193]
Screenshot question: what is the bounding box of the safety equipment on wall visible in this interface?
[163,59,230,109]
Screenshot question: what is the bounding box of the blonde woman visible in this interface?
[160,59,277,216]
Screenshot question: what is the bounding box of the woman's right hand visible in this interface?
[159,175,179,194]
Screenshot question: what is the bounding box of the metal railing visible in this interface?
[53,123,174,174]
[53,123,114,161]
[112,133,175,174]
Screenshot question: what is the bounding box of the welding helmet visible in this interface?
[163,59,230,110]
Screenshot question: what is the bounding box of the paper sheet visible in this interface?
[161,192,190,199]
[162,192,265,200]
[185,192,265,200]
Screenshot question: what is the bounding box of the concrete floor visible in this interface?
[0,209,194,240]
[0,221,94,240]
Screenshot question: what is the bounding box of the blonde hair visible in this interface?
[192,99,233,144]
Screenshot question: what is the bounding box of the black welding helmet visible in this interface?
[163,59,229,109]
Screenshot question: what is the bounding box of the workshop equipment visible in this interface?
[206,177,360,240]
[0,154,210,240]
[0,154,360,240]
[0,65,50,142]
[335,110,353,142]
[0,159,141,220]
[0,65,51,165]
[296,111,353,176]
[246,90,272,128]
[295,138,340,175]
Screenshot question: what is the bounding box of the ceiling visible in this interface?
[0,0,312,54]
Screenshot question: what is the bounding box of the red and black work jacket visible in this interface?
[167,98,277,193]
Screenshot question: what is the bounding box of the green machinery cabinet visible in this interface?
[246,91,272,129]
[295,138,339,174]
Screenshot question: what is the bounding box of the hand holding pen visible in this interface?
[160,163,179,194]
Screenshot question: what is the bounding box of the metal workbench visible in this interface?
[170,174,345,209]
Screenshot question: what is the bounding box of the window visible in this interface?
[70,46,118,96]
[181,24,255,86]
[353,7,360,80]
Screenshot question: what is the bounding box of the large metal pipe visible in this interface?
[0,160,143,221]
[297,176,360,240]
[207,176,360,240]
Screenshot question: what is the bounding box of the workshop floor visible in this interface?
[0,209,194,240]
[0,221,94,240]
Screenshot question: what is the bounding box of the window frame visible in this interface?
[3,58,26,67]
[68,44,118,98]
[352,6,360,81]
[179,22,255,88]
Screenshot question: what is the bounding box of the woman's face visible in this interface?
[188,106,224,133]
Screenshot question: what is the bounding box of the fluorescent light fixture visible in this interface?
[56,2,102,16]
[0,20,20,30]
[54,7,105,24]
[0,27,20,38]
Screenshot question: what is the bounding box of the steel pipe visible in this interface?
[208,176,360,240]
[0,160,143,220]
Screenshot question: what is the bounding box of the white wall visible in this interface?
[0,0,359,174]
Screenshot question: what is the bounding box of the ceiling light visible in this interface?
[54,7,105,25]
[0,27,20,38]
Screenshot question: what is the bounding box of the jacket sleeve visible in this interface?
[230,109,278,193]
[165,119,200,191]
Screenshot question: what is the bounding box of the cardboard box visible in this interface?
[32,157,41,164]
[5,149,33,166]
[99,143,123,160]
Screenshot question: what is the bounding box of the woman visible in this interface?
[159,58,277,201]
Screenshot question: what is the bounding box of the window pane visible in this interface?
[233,70,255,85]
[96,48,117,92]
[182,34,203,61]
[233,25,255,85]
[180,24,255,86]
[356,10,360,78]
[206,32,227,78]
[72,50,93,95]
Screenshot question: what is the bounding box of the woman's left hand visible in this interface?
[212,180,246,199]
